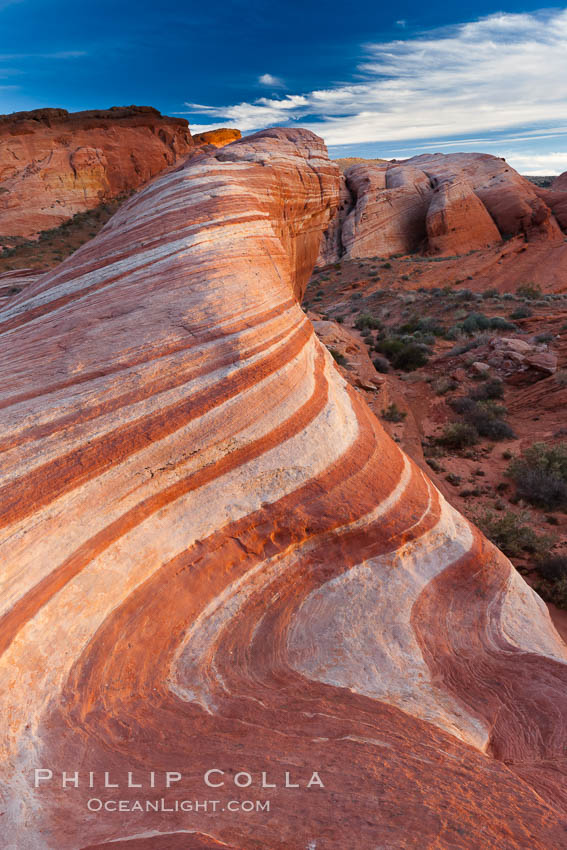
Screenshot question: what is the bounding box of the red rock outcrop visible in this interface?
[340,163,431,258]
[1,128,566,849]
[554,171,567,191]
[0,106,195,238]
[426,178,501,255]
[409,152,563,242]
[191,128,241,147]
[323,152,566,262]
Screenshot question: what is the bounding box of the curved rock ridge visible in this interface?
[324,152,566,262]
[0,105,195,238]
[1,128,566,849]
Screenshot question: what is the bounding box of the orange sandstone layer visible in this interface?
[0,128,566,849]
[0,106,195,238]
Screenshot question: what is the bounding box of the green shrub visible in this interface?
[458,312,516,335]
[516,283,542,300]
[534,331,554,344]
[473,509,554,558]
[354,313,382,331]
[445,472,462,486]
[329,348,347,367]
[555,370,567,387]
[397,315,444,337]
[433,376,458,395]
[391,342,430,371]
[437,422,479,450]
[469,378,504,400]
[510,305,533,319]
[536,555,567,583]
[535,577,567,609]
[372,355,390,373]
[489,316,517,331]
[508,442,567,510]
[381,403,407,423]
[376,337,405,358]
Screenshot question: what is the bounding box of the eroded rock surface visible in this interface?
[1,128,566,849]
[0,106,195,237]
[324,152,566,262]
[191,128,241,147]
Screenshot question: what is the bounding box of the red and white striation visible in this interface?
[0,128,566,850]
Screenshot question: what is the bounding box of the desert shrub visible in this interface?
[482,288,500,299]
[390,342,430,371]
[382,262,392,269]
[397,315,444,337]
[510,305,533,319]
[381,403,407,423]
[335,315,344,323]
[473,509,553,558]
[448,395,513,441]
[448,396,477,415]
[433,376,458,395]
[354,312,382,331]
[372,355,390,373]
[536,577,567,609]
[445,472,462,486]
[437,422,479,450]
[555,370,567,387]
[454,289,474,302]
[536,555,567,583]
[472,417,515,440]
[461,312,491,334]
[329,348,347,367]
[455,312,516,335]
[376,337,405,358]
[489,316,517,331]
[534,556,567,609]
[469,378,504,400]
[508,442,567,510]
[516,283,542,300]
[375,337,430,370]
[534,331,554,344]
[460,400,513,440]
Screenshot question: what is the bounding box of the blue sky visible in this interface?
[1,1,566,173]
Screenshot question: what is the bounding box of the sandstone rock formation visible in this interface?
[191,128,241,147]
[323,152,567,262]
[0,106,195,238]
[554,171,567,191]
[426,178,501,255]
[1,128,566,849]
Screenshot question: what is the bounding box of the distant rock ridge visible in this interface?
[0,105,233,239]
[319,153,567,263]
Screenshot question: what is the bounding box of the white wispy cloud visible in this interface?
[258,73,285,88]
[184,9,567,150]
[502,151,567,175]
[0,50,87,61]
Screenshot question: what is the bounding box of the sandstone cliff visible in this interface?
[324,152,566,262]
[0,106,195,238]
[0,129,566,849]
[192,127,241,147]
